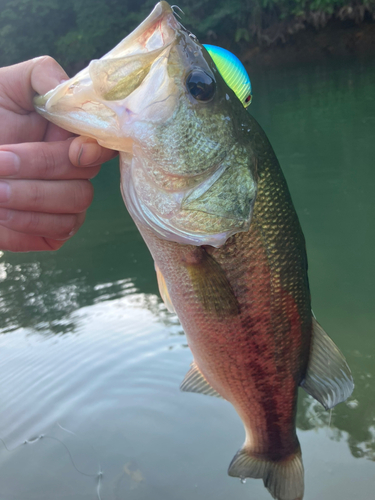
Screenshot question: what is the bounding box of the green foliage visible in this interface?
[235,28,251,42]
[0,0,73,67]
[0,0,152,69]
[0,0,374,70]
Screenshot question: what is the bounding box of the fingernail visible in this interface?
[0,208,10,221]
[78,143,102,166]
[0,182,11,203]
[0,151,20,176]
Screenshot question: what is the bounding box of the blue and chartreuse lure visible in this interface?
[203,44,252,108]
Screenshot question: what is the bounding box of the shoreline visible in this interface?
[209,20,375,69]
[59,20,375,76]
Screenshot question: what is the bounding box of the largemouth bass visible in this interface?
[34,3,354,499]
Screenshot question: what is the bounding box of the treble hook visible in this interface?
[171,4,199,41]
[171,5,185,19]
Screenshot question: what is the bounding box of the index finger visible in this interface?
[0,140,101,180]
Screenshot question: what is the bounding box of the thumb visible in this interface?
[1,56,69,113]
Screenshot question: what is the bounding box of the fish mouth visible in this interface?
[34,1,181,151]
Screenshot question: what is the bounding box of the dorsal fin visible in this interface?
[155,263,175,313]
[180,361,223,398]
[300,317,354,410]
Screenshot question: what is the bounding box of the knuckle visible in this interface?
[37,145,57,177]
[37,55,60,72]
[40,55,54,64]
[23,211,42,233]
[35,55,53,68]
[28,182,45,210]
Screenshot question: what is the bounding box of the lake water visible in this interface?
[0,56,374,500]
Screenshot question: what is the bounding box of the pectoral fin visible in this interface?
[180,361,223,398]
[155,264,175,313]
[300,317,354,410]
[185,250,240,317]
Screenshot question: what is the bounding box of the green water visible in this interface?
[0,57,374,500]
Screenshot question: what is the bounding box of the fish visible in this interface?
[33,3,354,499]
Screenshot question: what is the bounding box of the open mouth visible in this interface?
[33,2,181,149]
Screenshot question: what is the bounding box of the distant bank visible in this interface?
[211,20,375,69]
[1,0,374,73]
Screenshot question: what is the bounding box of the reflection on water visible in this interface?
[297,395,375,461]
[0,256,181,335]
[0,260,91,334]
[1,56,375,499]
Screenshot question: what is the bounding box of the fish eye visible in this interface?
[186,70,216,102]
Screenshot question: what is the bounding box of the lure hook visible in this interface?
[171,5,199,42]
[171,5,185,19]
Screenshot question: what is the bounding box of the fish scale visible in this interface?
[151,101,232,175]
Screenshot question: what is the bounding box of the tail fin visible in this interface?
[228,446,304,500]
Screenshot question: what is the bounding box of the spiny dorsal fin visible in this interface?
[300,317,354,410]
[155,263,175,313]
[180,361,223,398]
[228,446,304,500]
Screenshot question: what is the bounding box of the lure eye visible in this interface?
[186,70,216,102]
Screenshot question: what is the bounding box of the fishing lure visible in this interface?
[203,44,252,108]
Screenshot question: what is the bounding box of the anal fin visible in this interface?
[180,361,223,399]
[300,317,354,410]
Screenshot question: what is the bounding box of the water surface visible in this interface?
[0,56,374,500]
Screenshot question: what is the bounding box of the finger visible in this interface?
[0,140,101,180]
[44,123,74,143]
[0,179,94,213]
[0,226,66,252]
[69,136,118,167]
[0,209,86,240]
[0,57,70,144]
[0,56,68,114]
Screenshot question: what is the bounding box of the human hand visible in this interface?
[0,56,118,252]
